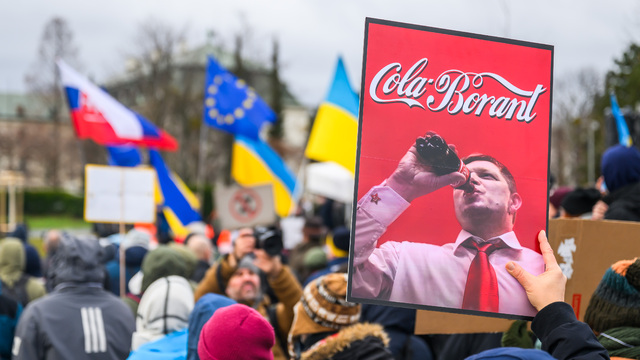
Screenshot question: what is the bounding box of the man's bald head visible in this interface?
[44,229,62,256]
[186,234,214,263]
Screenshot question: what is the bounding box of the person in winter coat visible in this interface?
[304,226,350,286]
[288,217,326,282]
[5,224,42,278]
[195,247,302,360]
[12,234,135,360]
[198,303,275,360]
[582,257,640,359]
[0,292,21,360]
[124,246,191,316]
[0,238,45,306]
[592,144,640,221]
[126,275,195,359]
[288,273,394,360]
[185,233,214,283]
[105,229,150,297]
[187,293,236,360]
[131,275,194,350]
[360,304,433,360]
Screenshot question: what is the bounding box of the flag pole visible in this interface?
[119,171,126,298]
[197,122,208,210]
[291,154,308,216]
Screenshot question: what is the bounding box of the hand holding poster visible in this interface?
[347,18,553,320]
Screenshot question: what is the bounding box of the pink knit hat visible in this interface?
[198,303,275,360]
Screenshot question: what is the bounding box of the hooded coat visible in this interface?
[0,238,45,306]
[123,245,192,316]
[187,293,237,360]
[12,235,135,360]
[131,275,194,351]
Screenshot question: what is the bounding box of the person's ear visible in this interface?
[509,192,522,214]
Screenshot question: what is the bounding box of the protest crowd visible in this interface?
[3,16,640,360]
[2,140,640,360]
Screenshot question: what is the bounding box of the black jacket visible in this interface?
[532,302,609,360]
[603,182,640,222]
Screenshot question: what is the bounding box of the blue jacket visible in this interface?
[127,328,188,360]
[0,289,22,360]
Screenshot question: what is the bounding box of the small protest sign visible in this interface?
[215,183,276,229]
[84,165,156,224]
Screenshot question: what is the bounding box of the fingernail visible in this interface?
[506,262,515,271]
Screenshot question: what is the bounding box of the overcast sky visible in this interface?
[2,0,639,108]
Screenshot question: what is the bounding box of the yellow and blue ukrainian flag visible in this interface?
[149,150,202,239]
[305,57,359,174]
[231,135,297,217]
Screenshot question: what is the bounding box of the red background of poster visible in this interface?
[356,21,552,252]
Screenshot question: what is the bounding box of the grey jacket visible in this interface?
[12,235,135,360]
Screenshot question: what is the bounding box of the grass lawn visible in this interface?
[22,216,91,257]
[25,215,91,231]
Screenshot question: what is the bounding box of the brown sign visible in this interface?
[415,218,640,334]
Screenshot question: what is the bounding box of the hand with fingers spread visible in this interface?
[506,230,566,312]
[387,142,467,203]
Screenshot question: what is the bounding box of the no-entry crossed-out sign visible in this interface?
[215,183,276,229]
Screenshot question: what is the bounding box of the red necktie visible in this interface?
[462,240,502,312]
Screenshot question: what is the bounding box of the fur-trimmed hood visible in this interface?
[298,323,391,360]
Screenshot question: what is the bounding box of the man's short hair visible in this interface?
[463,154,517,194]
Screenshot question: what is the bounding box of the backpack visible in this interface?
[0,274,30,307]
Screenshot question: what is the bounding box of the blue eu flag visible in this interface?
[202,56,276,139]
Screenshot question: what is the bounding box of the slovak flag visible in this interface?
[57,60,178,150]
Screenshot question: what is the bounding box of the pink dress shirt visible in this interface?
[352,184,544,317]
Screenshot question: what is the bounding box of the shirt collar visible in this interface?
[453,230,523,254]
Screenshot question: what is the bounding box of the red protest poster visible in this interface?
[348,18,553,320]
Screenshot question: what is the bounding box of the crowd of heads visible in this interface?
[2,140,640,359]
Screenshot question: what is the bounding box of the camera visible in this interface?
[254,225,284,256]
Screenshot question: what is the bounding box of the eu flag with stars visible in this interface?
[202,56,276,140]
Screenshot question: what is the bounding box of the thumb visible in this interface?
[435,171,467,188]
[506,261,533,290]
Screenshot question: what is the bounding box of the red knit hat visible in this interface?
[198,303,275,360]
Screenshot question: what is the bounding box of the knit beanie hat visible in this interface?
[584,258,640,333]
[326,227,350,258]
[560,188,601,217]
[601,144,640,193]
[288,273,361,358]
[198,303,275,360]
[464,347,556,359]
[303,247,327,269]
[236,254,261,275]
[187,294,237,360]
[140,246,190,293]
[549,186,573,209]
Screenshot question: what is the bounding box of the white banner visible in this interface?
[84,165,156,224]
